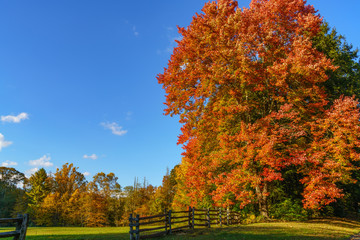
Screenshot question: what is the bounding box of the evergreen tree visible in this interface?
[27,168,51,216]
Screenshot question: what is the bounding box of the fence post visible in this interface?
[192,207,195,230]
[19,214,29,240]
[219,208,222,227]
[129,214,134,240]
[164,208,168,235]
[168,210,172,235]
[14,214,22,240]
[188,206,192,229]
[135,214,140,240]
[227,208,230,226]
[207,208,210,228]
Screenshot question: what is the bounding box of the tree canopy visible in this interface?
[157,0,360,217]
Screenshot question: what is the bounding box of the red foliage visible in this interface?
[157,0,360,211]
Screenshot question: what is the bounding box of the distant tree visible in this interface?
[38,163,86,226]
[91,172,121,198]
[121,177,156,222]
[0,167,25,187]
[0,167,25,218]
[172,163,192,209]
[11,188,29,218]
[150,167,178,213]
[26,168,51,221]
[84,172,122,226]
[82,183,108,227]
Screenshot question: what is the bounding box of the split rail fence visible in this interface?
[0,214,29,240]
[129,207,241,239]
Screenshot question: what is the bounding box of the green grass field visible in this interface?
[0,226,130,240]
[0,218,359,239]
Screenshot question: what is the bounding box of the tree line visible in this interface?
[0,164,177,227]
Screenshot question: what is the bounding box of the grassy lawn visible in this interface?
[163,218,360,240]
[0,226,130,240]
[0,218,359,239]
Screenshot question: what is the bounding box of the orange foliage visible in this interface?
[158,0,360,212]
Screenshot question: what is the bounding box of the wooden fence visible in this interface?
[129,207,241,239]
[0,214,29,240]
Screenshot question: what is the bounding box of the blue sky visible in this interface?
[1,0,359,187]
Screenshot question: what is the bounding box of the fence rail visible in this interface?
[129,207,241,239]
[0,214,29,240]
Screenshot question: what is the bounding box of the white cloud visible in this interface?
[101,122,127,136]
[25,168,39,178]
[0,133,12,151]
[1,160,18,167]
[83,171,90,177]
[132,26,139,37]
[83,154,98,160]
[29,154,53,167]
[1,112,29,123]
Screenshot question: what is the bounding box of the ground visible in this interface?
[0,218,359,239]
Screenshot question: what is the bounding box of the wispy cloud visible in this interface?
[132,26,139,37]
[83,171,90,177]
[1,112,29,123]
[0,133,12,151]
[101,122,127,136]
[125,20,139,37]
[157,27,182,55]
[25,168,39,178]
[29,154,53,167]
[1,160,18,167]
[83,154,98,160]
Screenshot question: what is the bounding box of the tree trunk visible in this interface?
[255,182,269,219]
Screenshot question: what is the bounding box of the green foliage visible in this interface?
[269,199,308,221]
[313,22,360,104]
[0,167,25,218]
[27,168,51,206]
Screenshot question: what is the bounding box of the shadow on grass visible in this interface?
[158,224,355,240]
[25,233,129,240]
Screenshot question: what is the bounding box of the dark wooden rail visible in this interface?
[129,207,242,239]
[0,214,29,240]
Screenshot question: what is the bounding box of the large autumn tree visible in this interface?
[157,0,360,217]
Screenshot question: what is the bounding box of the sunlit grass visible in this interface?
[0,226,130,240]
[0,218,359,239]
[162,218,360,240]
